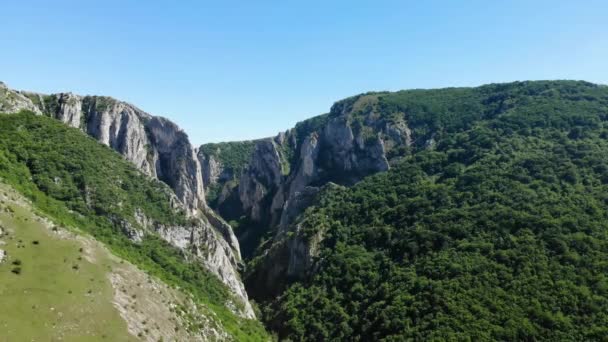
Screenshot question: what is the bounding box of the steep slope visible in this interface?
[0,112,268,340]
[193,80,608,339]
[198,141,257,207]
[5,79,608,339]
[0,183,135,341]
[20,88,206,212]
[204,94,410,260]
[258,81,608,340]
[206,85,492,294]
[0,182,231,341]
[0,82,252,317]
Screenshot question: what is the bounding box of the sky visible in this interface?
[2,0,607,145]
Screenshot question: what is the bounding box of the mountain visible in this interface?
[0,111,268,340]
[0,81,253,319]
[201,80,608,340]
[3,80,608,340]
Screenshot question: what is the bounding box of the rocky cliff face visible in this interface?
[2,81,414,311]
[239,138,285,223]
[28,92,208,213]
[197,141,257,215]
[0,83,253,318]
[0,82,42,114]
[199,152,224,189]
[202,94,413,298]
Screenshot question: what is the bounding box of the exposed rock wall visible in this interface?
[0,82,42,114]
[239,138,284,223]
[0,84,254,318]
[2,81,413,310]
[236,95,402,236]
[222,94,411,297]
[199,153,224,189]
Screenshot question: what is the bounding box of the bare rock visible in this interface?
[0,82,253,318]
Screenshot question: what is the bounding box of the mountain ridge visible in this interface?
[4,79,608,340]
[0,82,254,318]
[197,80,608,302]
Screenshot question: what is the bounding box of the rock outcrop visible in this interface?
[0,84,253,318]
[197,141,257,220]
[237,95,403,231]
[1,82,414,311]
[0,82,42,114]
[208,94,413,298]
[199,152,224,189]
[239,138,285,223]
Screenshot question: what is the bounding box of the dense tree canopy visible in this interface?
[265,81,608,340]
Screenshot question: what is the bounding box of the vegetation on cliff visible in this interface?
[262,81,608,340]
[0,112,268,340]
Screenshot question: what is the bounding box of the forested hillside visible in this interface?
[199,140,257,205]
[257,81,608,340]
[3,81,608,340]
[0,112,268,340]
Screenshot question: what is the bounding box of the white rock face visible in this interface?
[0,83,42,114]
[233,94,411,297]
[199,152,223,189]
[55,93,83,128]
[2,88,207,213]
[0,82,253,318]
[85,99,154,176]
[155,213,253,318]
[239,139,284,222]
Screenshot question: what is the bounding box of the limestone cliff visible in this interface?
[203,94,413,298]
[0,83,254,318]
[0,82,42,114]
[2,81,415,310]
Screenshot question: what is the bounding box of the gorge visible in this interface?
[2,79,608,340]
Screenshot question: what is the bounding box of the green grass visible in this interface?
[0,112,270,340]
[0,185,135,341]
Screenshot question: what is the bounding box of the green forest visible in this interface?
[0,112,268,340]
[3,81,608,341]
[262,81,608,340]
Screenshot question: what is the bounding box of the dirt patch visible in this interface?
[0,182,230,341]
[109,261,229,341]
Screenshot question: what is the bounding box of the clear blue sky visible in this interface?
[2,0,607,144]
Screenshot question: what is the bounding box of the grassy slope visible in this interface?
[0,184,135,341]
[0,181,241,341]
[0,112,269,340]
